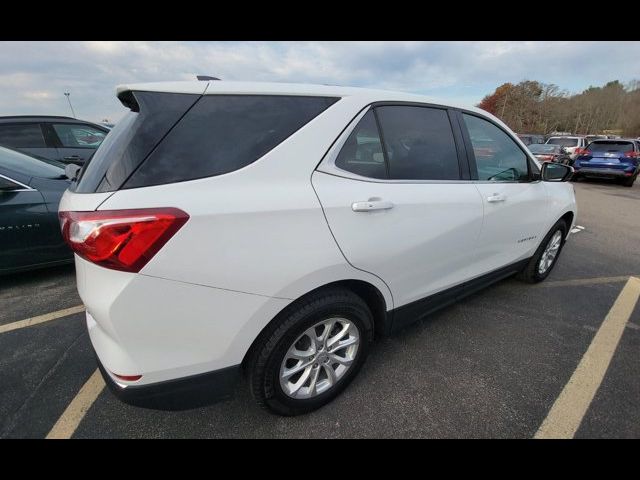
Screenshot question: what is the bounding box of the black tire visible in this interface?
[517,219,568,284]
[622,175,636,187]
[247,288,373,416]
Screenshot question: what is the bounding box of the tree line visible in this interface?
[477,80,640,137]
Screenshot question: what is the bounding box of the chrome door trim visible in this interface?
[0,173,37,192]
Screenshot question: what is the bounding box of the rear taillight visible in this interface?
[574,148,588,156]
[59,208,189,273]
[624,151,639,158]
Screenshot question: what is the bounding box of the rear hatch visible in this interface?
[576,141,638,170]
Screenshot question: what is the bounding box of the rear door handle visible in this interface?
[64,155,81,161]
[352,200,394,212]
[487,193,506,203]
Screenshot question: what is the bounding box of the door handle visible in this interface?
[64,156,81,160]
[352,200,394,212]
[487,193,506,203]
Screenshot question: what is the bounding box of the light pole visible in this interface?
[64,92,76,118]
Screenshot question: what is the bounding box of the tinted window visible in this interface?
[0,145,64,178]
[463,113,529,182]
[547,137,579,147]
[125,95,339,189]
[75,91,201,193]
[587,141,635,153]
[0,124,46,148]
[52,123,107,148]
[335,110,386,179]
[376,106,460,180]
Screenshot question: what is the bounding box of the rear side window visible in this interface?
[0,124,46,148]
[462,113,529,182]
[376,106,460,180]
[124,95,339,189]
[52,123,107,148]
[335,110,387,179]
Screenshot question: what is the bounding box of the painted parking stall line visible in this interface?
[0,305,85,334]
[535,276,640,439]
[46,369,105,439]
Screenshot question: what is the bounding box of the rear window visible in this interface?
[547,137,579,147]
[124,95,339,189]
[587,141,635,153]
[529,144,560,154]
[74,92,202,193]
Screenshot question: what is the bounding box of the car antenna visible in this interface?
[196,75,221,81]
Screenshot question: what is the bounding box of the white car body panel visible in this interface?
[312,171,484,308]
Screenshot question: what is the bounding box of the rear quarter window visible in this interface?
[124,95,339,189]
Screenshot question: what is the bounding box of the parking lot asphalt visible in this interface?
[1,178,639,438]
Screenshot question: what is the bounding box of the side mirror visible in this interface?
[542,162,573,182]
[64,163,81,181]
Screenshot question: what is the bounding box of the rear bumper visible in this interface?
[575,167,635,178]
[95,352,241,410]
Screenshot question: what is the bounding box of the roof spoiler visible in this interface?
[117,90,139,112]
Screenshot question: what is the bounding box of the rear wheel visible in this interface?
[622,174,636,187]
[517,220,567,284]
[247,288,373,416]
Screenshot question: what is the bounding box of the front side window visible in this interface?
[334,110,386,179]
[0,124,46,148]
[463,113,529,182]
[376,106,460,180]
[52,123,107,148]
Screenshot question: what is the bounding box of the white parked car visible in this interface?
[59,81,577,415]
[545,136,588,160]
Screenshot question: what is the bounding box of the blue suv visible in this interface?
[573,139,640,187]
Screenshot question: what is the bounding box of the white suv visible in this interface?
[59,81,577,415]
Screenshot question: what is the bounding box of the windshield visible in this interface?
[529,144,560,154]
[547,137,579,147]
[0,145,64,178]
[587,141,635,153]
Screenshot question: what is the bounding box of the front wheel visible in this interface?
[517,220,567,283]
[247,289,373,416]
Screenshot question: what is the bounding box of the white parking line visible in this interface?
[540,275,632,288]
[535,276,640,439]
[46,369,105,439]
[0,305,85,335]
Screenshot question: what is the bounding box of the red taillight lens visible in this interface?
[574,148,588,156]
[59,208,189,273]
[112,372,142,382]
[624,151,639,158]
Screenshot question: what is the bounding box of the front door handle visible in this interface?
[487,193,506,203]
[64,155,81,161]
[352,200,394,212]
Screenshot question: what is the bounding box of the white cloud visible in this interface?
[0,41,638,123]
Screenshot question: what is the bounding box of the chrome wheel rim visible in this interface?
[538,230,563,275]
[279,317,360,399]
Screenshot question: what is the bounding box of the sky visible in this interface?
[1,41,639,123]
